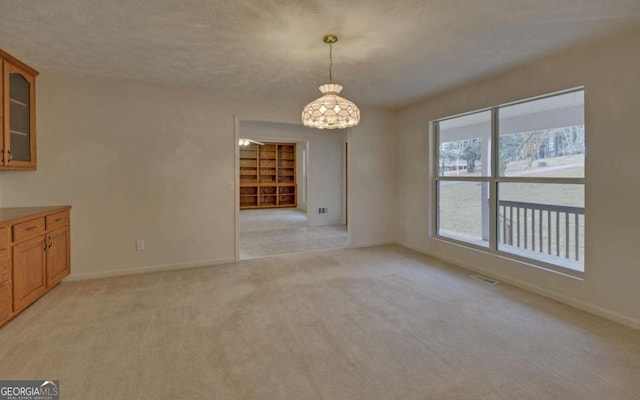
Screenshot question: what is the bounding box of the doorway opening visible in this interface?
[236,121,348,260]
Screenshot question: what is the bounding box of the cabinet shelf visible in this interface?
[9,98,28,107]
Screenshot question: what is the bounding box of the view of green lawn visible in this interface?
[503,154,584,175]
[438,155,585,266]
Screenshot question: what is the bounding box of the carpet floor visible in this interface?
[0,245,638,399]
[239,208,348,259]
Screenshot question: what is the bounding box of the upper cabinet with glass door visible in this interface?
[1,49,38,170]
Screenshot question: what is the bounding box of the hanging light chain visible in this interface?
[323,34,338,84]
[328,42,333,83]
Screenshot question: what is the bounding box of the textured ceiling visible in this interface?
[1,0,639,108]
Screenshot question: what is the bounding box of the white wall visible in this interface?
[239,121,343,226]
[396,27,640,328]
[348,108,398,247]
[295,143,307,212]
[0,72,396,279]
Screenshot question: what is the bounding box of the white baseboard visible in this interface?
[396,240,640,331]
[65,257,236,281]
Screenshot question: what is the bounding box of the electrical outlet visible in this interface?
[136,240,145,251]
[318,207,328,214]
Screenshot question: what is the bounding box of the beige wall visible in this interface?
[295,141,307,212]
[396,27,640,328]
[0,73,396,279]
[348,107,398,247]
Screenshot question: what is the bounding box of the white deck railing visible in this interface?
[499,200,585,262]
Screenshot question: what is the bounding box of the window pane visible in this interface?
[498,183,584,271]
[438,181,489,247]
[438,111,491,177]
[499,90,584,178]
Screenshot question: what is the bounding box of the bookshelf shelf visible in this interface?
[239,142,297,209]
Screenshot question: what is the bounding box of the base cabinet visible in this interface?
[0,280,11,324]
[46,227,69,287]
[12,236,47,313]
[0,248,12,324]
[0,206,71,327]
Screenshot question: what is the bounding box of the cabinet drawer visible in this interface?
[46,211,69,231]
[0,226,9,249]
[13,218,45,242]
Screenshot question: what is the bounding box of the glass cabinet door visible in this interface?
[3,61,36,168]
[8,72,32,162]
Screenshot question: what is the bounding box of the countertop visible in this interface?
[0,206,71,224]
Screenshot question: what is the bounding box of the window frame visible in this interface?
[432,87,585,277]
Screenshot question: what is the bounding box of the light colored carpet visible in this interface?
[240,208,308,233]
[1,245,639,399]
[239,208,348,259]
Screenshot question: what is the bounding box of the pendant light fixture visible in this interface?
[301,34,360,130]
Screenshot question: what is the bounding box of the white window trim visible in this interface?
[431,87,585,278]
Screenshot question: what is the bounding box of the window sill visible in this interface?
[432,234,585,281]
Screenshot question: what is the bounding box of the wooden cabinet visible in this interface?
[46,227,70,287]
[0,282,11,324]
[0,245,12,325]
[12,235,46,312]
[0,49,39,171]
[240,142,297,209]
[0,206,71,327]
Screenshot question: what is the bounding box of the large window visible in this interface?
[434,89,585,274]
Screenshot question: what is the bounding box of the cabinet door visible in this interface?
[13,236,46,312]
[46,228,70,287]
[3,62,36,169]
[0,248,12,324]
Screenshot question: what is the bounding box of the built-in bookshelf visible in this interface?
[239,142,297,209]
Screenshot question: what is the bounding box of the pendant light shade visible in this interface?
[301,35,360,130]
[301,83,360,129]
